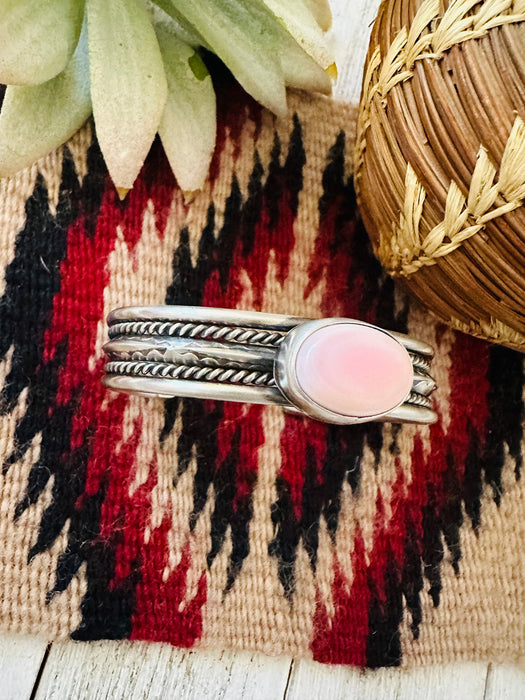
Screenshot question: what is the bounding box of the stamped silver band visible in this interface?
[103,306,437,425]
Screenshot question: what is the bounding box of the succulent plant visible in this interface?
[0,0,334,197]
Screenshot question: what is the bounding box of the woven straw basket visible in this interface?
[354,0,525,352]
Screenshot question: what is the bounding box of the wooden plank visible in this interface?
[0,634,49,700]
[286,660,488,700]
[34,641,292,700]
[484,664,525,700]
[330,0,383,104]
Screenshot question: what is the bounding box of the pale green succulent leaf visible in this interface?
[260,0,334,68]
[148,0,206,47]
[155,25,216,193]
[282,56,332,97]
[87,0,168,192]
[269,10,332,95]
[0,23,91,177]
[0,0,84,86]
[168,0,287,117]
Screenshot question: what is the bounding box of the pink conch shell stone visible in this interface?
[295,323,414,417]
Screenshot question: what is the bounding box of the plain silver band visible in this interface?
[104,306,437,425]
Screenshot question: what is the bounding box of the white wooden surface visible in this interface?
[286,659,489,700]
[34,643,292,700]
[484,665,525,700]
[0,634,48,699]
[1,1,524,699]
[0,633,524,700]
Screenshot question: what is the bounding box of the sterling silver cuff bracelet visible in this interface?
[103,306,437,425]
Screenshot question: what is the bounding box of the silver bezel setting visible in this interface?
[275,319,418,425]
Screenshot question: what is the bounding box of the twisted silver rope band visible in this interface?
[106,360,276,387]
[108,320,286,346]
[405,391,433,409]
[408,352,432,374]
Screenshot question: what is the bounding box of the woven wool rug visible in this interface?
[0,87,523,669]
